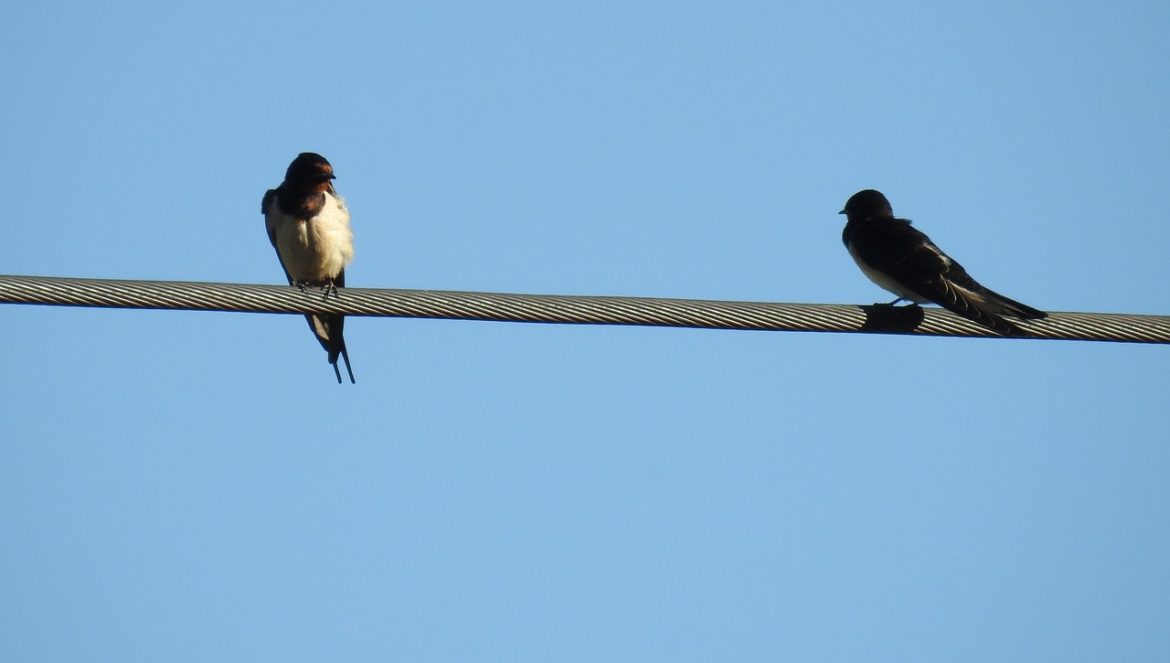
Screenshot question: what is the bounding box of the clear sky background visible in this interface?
[3,2,1169,661]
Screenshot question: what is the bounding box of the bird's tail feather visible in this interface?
[935,281,1031,336]
[325,330,355,384]
[943,299,1028,336]
[338,345,355,384]
[307,313,355,384]
[983,289,1047,320]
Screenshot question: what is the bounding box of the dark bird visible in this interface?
[839,189,1046,336]
[263,152,355,383]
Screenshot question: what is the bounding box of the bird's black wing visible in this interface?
[850,218,1031,335]
[847,217,950,285]
[898,230,1046,322]
[262,187,296,286]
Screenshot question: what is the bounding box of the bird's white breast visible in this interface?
[268,192,354,282]
[846,240,929,304]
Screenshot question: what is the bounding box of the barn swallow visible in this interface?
[263,152,355,383]
[839,189,1046,336]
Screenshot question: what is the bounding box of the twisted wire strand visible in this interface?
[2,274,1168,344]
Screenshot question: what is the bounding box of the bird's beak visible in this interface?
[838,209,846,215]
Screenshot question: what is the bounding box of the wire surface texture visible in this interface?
[2,274,1167,344]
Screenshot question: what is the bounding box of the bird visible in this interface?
[839,189,1046,336]
[263,152,355,383]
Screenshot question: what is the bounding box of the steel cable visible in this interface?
[1,274,1167,344]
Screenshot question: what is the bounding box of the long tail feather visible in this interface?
[339,346,355,384]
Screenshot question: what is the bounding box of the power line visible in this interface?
[2,274,1167,344]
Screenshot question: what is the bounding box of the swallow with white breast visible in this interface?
[263,152,355,382]
[839,189,1046,336]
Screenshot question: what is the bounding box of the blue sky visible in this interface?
[3,2,1169,661]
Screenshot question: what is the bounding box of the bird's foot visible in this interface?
[321,280,338,301]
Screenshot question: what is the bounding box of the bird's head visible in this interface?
[284,152,337,191]
[840,189,893,222]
